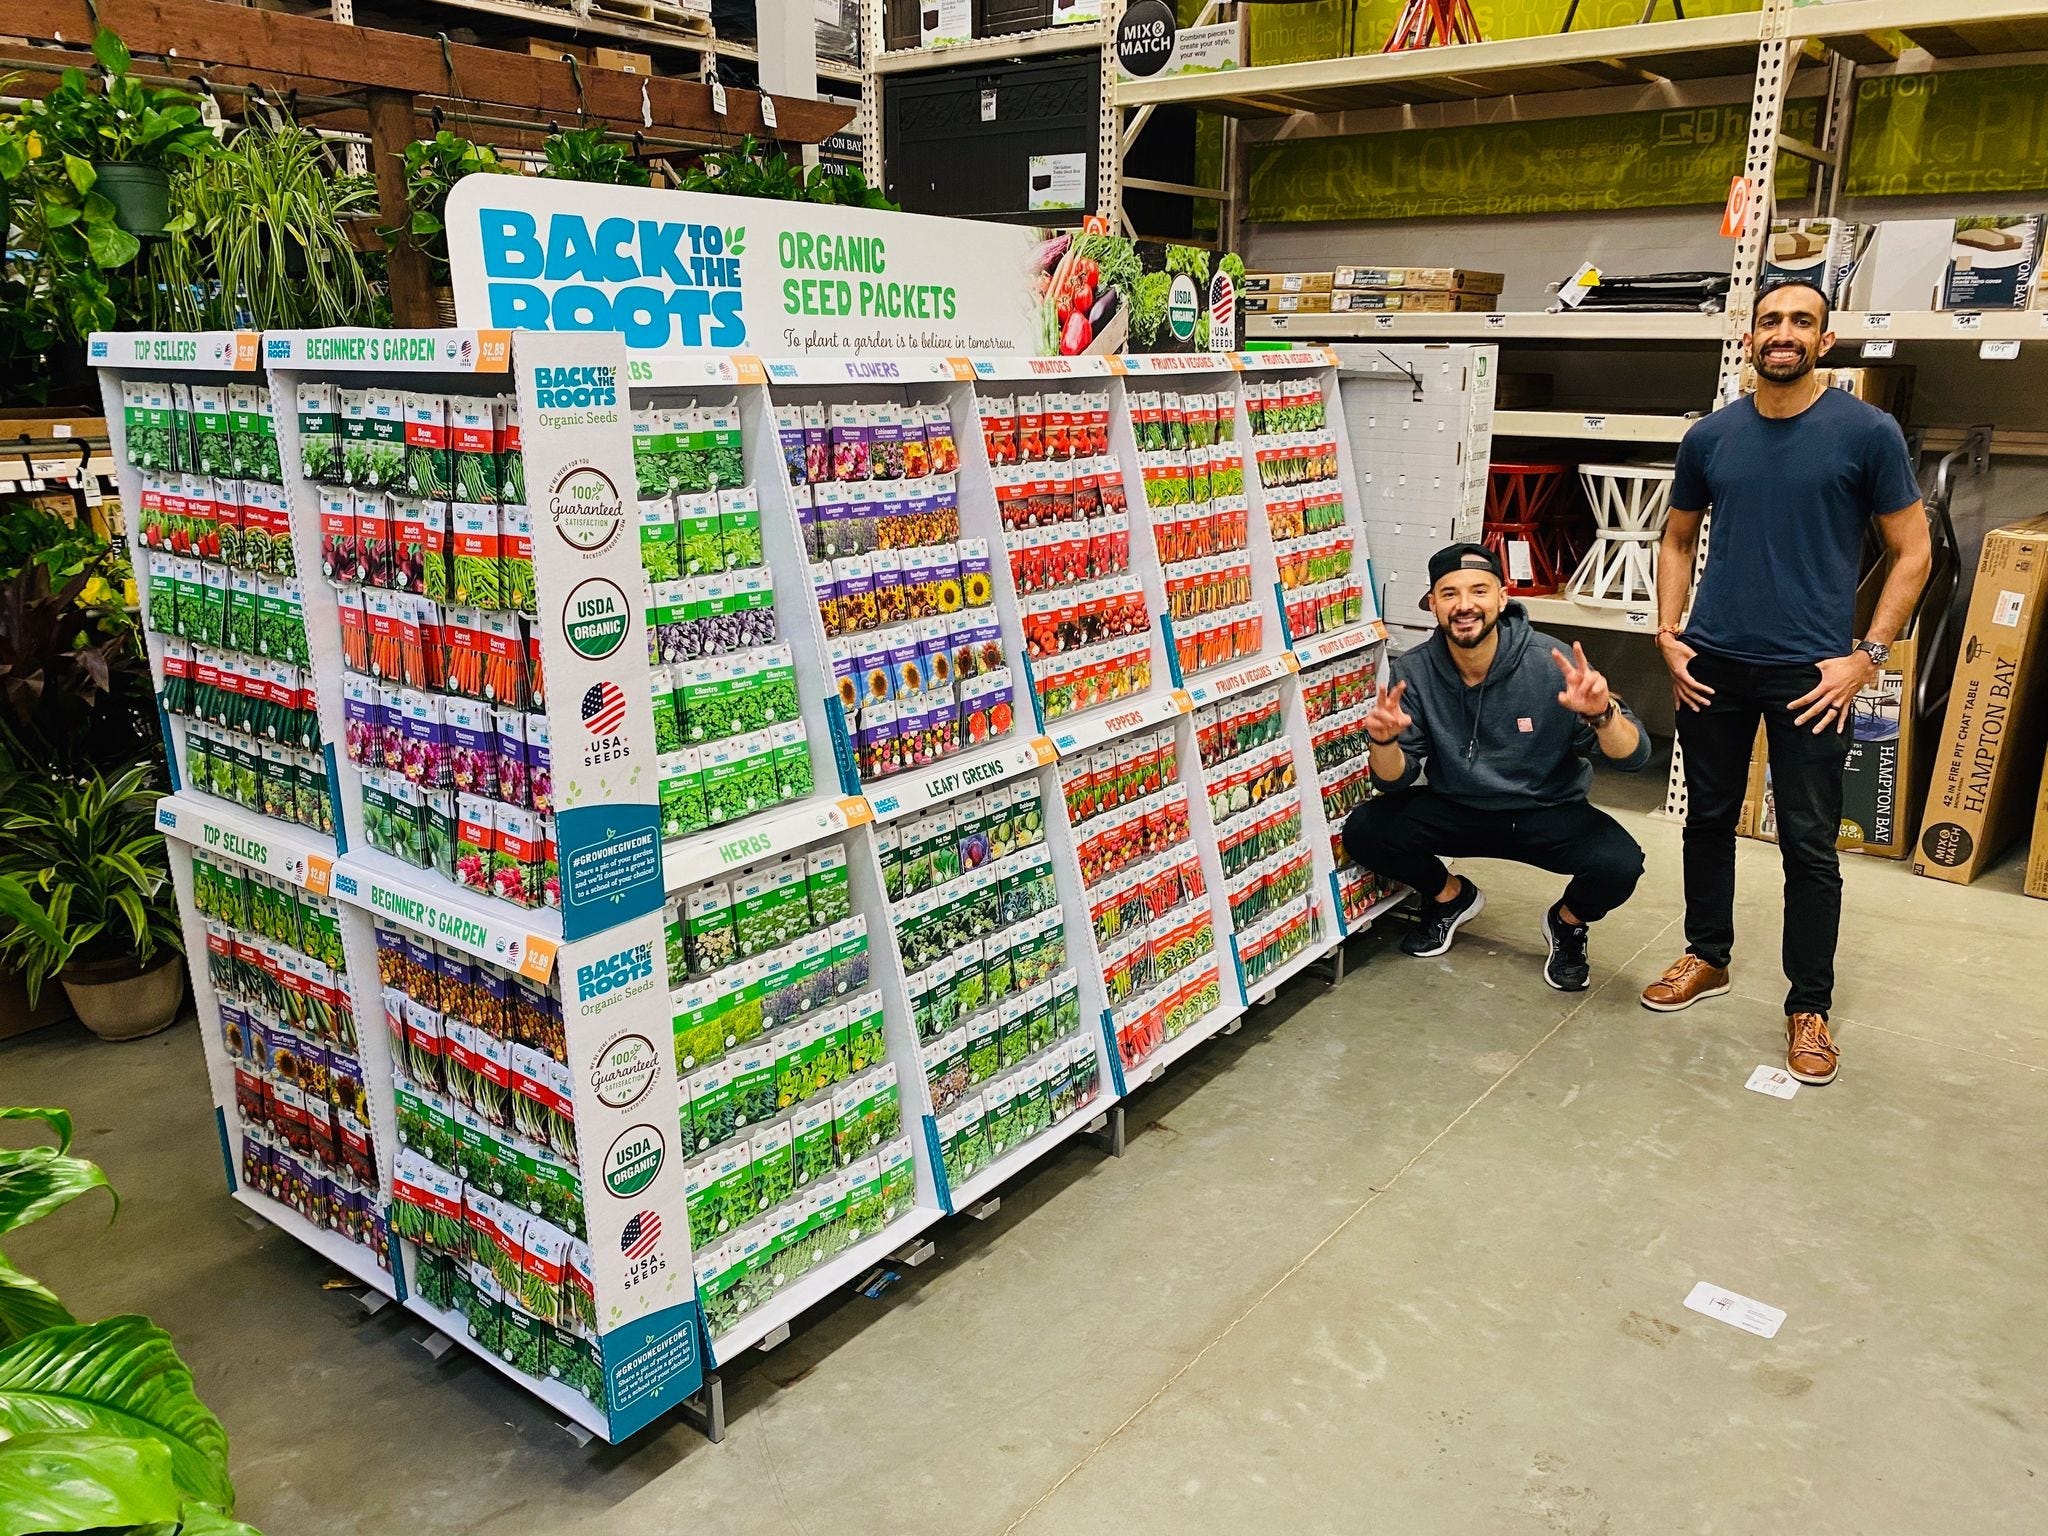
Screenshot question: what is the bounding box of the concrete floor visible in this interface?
[7,795,2047,1536]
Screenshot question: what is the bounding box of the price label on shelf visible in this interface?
[1183,652,1298,708]
[867,739,1054,822]
[1485,313,1508,331]
[760,94,779,131]
[662,795,873,888]
[1048,691,1190,757]
[1860,339,1896,360]
[1373,314,1396,331]
[329,855,559,980]
[1980,339,2022,361]
[1861,312,1892,331]
[1581,415,1607,433]
[1952,311,1984,332]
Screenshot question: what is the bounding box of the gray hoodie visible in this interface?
[1373,603,1652,809]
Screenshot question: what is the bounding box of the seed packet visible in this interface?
[717,486,763,570]
[770,722,812,803]
[789,1100,835,1188]
[501,504,536,615]
[455,794,495,894]
[363,388,406,490]
[528,713,552,815]
[658,749,710,841]
[774,404,807,487]
[495,707,530,807]
[676,491,723,577]
[727,1041,775,1133]
[639,498,680,583]
[806,844,851,927]
[683,880,737,976]
[402,393,451,499]
[452,504,502,610]
[830,403,870,481]
[449,396,503,504]
[168,385,194,473]
[672,973,728,1072]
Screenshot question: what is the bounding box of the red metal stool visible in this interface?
[1484,460,1575,595]
[1383,0,1485,50]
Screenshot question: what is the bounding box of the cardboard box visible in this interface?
[1335,266,1505,295]
[1762,219,1863,307]
[594,47,653,75]
[1242,293,1332,314]
[526,39,592,64]
[1942,215,2043,311]
[1915,516,2048,884]
[1846,219,1952,313]
[1329,289,1497,313]
[1243,272,1334,294]
[2025,743,2048,899]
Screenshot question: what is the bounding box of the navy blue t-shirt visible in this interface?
[1671,388,1921,666]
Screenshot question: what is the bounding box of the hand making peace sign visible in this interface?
[1364,679,1412,746]
[1551,642,1613,720]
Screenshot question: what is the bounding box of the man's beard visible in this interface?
[1445,611,1499,649]
[1753,343,1815,382]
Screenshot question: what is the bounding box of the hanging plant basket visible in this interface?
[93,162,173,237]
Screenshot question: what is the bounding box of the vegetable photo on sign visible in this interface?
[1035,235,1247,356]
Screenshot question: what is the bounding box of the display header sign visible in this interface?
[448,177,1043,356]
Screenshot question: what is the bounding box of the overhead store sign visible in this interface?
[448,176,1042,355]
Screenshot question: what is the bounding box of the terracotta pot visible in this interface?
[60,951,187,1041]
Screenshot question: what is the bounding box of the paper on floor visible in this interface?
[1684,1281,1786,1339]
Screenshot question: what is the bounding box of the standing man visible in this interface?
[1343,543,1653,992]
[1644,277,1930,1085]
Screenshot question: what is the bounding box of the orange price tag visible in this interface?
[947,356,976,381]
[1169,689,1194,713]
[232,333,261,371]
[836,795,874,828]
[518,936,558,984]
[303,855,333,897]
[475,331,512,372]
[733,355,768,385]
[1719,176,1750,239]
[1029,737,1057,766]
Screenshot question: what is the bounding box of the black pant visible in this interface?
[1342,787,1645,923]
[1675,650,1852,1016]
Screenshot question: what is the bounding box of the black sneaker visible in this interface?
[1540,901,1590,992]
[1400,878,1485,958]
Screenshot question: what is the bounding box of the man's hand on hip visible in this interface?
[1656,629,1715,712]
[1551,642,1612,719]
[1789,650,1876,734]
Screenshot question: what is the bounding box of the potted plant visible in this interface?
[155,118,384,330]
[397,130,519,323]
[20,28,215,238]
[541,125,651,187]
[0,1106,258,1530]
[0,762,186,1040]
[0,530,155,777]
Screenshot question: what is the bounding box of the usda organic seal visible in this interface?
[603,1123,664,1197]
[1168,273,1199,342]
[563,576,632,662]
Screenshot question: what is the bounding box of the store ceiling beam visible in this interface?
[0,0,852,144]
[1787,0,2048,60]
[1114,10,1765,117]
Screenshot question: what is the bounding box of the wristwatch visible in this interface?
[1581,700,1620,728]
[1854,639,1890,667]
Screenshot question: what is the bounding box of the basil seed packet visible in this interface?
[685,1059,736,1154]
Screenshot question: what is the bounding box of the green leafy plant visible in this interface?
[678,136,896,210]
[0,1106,260,1533]
[0,29,214,366]
[397,131,519,287]
[0,763,181,1005]
[153,119,382,330]
[0,549,155,776]
[540,126,650,188]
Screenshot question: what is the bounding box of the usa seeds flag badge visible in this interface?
[582,680,627,736]
[621,1209,661,1260]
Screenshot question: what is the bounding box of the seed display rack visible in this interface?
[113,331,1406,1445]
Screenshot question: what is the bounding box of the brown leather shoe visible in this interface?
[1640,953,1732,1012]
[1786,1013,1839,1085]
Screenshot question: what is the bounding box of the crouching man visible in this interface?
[1343,544,1653,990]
